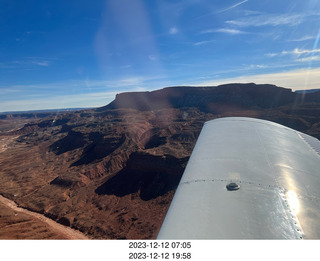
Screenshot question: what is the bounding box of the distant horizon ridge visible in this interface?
[2,83,320,114]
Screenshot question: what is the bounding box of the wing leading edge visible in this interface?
[157,117,320,239]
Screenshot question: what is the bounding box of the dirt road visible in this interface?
[0,195,88,239]
[0,135,88,239]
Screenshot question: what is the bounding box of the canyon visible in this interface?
[1,83,320,239]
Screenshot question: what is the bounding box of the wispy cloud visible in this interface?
[169,27,178,35]
[31,60,50,67]
[248,64,267,69]
[288,35,316,42]
[296,56,320,63]
[218,0,249,13]
[283,48,320,56]
[226,13,303,27]
[116,76,151,87]
[265,53,277,58]
[193,41,209,46]
[268,48,320,57]
[192,40,215,46]
[1,57,53,69]
[201,28,248,35]
[195,0,249,20]
[216,28,248,35]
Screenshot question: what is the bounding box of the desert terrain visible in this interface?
[0,195,87,239]
[1,83,320,239]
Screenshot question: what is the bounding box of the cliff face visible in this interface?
[96,152,188,201]
[1,83,320,239]
[100,83,306,112]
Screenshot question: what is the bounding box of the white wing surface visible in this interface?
[157,117,320,239]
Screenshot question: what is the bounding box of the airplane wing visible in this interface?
[157,117,320,239]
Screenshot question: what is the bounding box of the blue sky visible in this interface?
[1,0,320,112]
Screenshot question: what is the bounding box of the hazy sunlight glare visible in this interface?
[286,190,300,215]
